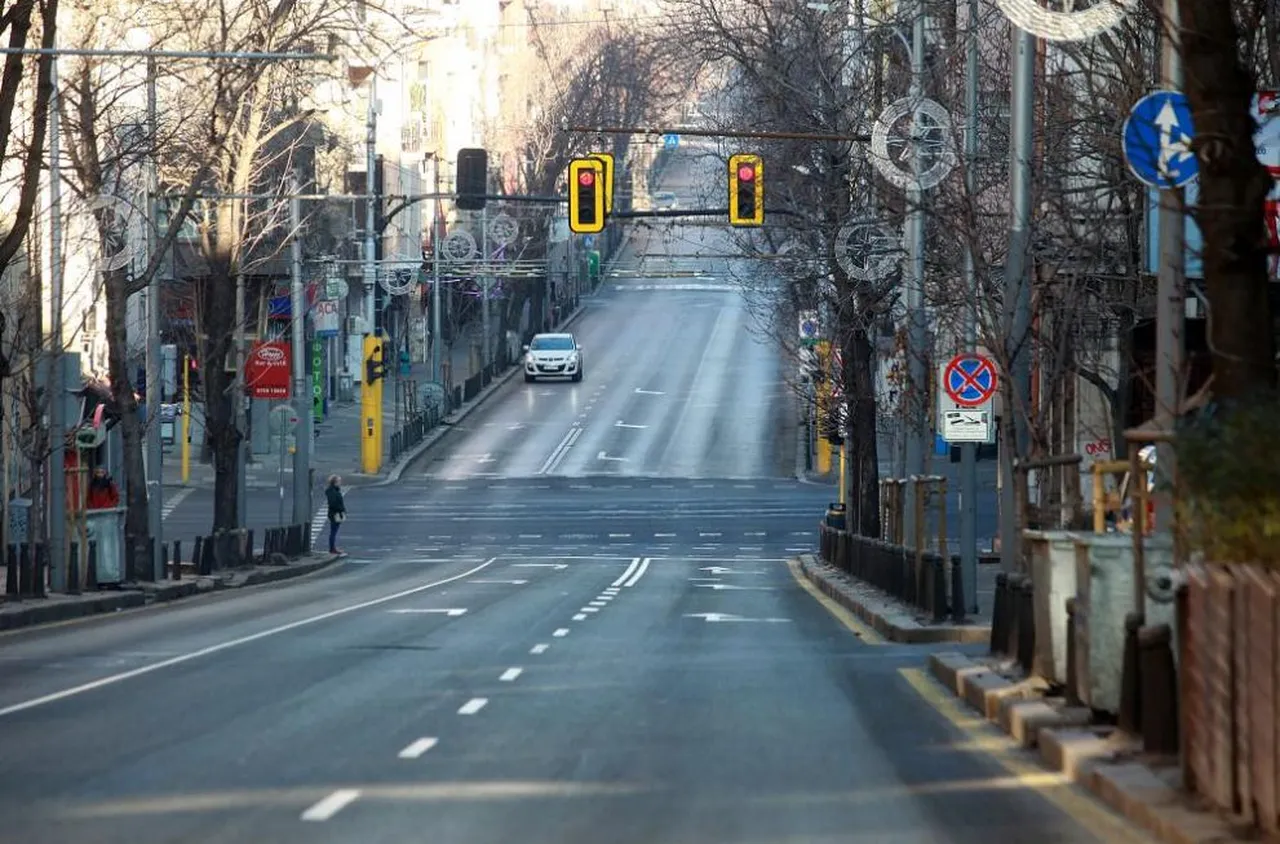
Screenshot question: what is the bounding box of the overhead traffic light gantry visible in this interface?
[728,153,764,227]
[589,151,615,214]
[568,157,606,234]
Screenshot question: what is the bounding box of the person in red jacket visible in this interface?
[86,466,120,510]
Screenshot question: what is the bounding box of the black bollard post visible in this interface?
[87,542,98,591]
[1065,597,1081,707]
[1138,623,1179,755]
[171,540,183,579]
[67,543,81,596]
[989,573,1007,656]
[33,543,47,598]
[1118,611,1145,735]
[193,537,204,575]
[5,545,18,598]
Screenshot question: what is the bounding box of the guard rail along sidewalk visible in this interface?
[817,474,965,623]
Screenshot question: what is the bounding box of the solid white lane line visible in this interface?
[572,613,588,621]
[530,643,550,654]
[553,628,570,637]
[623,557,651,588]
[301,789,361,821]
[611,557,642,587]
[0,558,500,719]
[499,668,523,682]
[398,738,439,759]
[458,698,488,715]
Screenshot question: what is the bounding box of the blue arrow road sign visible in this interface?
[1122,90,1197,189]
[663,133,679,150]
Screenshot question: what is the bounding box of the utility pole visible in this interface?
[431,157,444,388]
[289,168,312,526]
[364,73,378,336]
[481,205,491,373]
[144,55,163,580]
[902,0,929,547]
[1000,27,1036,572]
[959,0,980,611]
[48,51,66,589]
[1154,0,1184,532]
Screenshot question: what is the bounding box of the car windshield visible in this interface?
[530,336,574,351]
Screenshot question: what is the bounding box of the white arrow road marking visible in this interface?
[615,420,648,429]
[597,451,628,462]
[699,566,734,574]
[511,563,568,570]
[301,789,361,821]
[476,453,495,463]
[387,608,468,617]
[684,613,790,623]
[398,738,438,759]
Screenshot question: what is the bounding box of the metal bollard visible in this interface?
[67,544,81,595]
[1138,623,1179,755]
[5,544,18,598]
[1119,611,1145,735]
[87,542,98,590]
[1065,597,1081,707]
[172,541,183,580]
[193,537,204,575]
[990,573,1008,656]
[1016,578,1035,674]
[33,543,46,598]
[1005,573,1023,660]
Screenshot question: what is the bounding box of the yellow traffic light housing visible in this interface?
[589,152,615,214]
[728,153,764,227]
[568,158,606,234]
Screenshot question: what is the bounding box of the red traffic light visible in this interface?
[578,171,596,187]
[737,164,756,182]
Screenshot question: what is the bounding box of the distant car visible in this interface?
[652,191,678,210]
[523,332,584,382]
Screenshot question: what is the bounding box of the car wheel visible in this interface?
[572,370,583,383]
[524,373,535,383]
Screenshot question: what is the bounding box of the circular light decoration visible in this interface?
[487,212,519,248]
[441,228,477,262]
[870,97,958,192]
[993,0,1137,42]
[835,219,902,282]
[378,266,417,296]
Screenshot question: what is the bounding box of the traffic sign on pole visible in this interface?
[943,353,998,408]
[798,310,820,346]
[663,133,679,150]
[1122,90,1197,189]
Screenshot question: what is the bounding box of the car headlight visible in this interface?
[567,352,579,363]
[525,352,535,364]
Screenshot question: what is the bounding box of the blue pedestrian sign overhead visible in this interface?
[662,133,679,151]
[1122,90,1197,189]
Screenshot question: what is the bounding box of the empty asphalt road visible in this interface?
[0,153,1152,844]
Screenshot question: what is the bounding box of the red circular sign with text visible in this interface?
[943,354,998,408]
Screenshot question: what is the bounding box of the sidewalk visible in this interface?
[161,316,498,492]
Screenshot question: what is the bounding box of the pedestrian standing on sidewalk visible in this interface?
[326,474,346,555]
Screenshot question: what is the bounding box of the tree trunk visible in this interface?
[846,325,881,538]
[1181,0,1278,399]
[199,265,241,533]
[103,266,152,580]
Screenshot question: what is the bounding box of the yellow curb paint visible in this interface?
[787,557,884,645]
[899,667,1152,844]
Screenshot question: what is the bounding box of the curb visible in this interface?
[923,652,1241,844]
[796,554,990,644]
[0,554,341,634]
[0,591,147,631]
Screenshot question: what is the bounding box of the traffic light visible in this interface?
[365,342,386,385]
[589,152,615,214]
[568,157,606,234]
[728,153,763,227]
[456,148,488,211]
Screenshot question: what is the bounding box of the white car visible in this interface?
[523,333,584,382]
